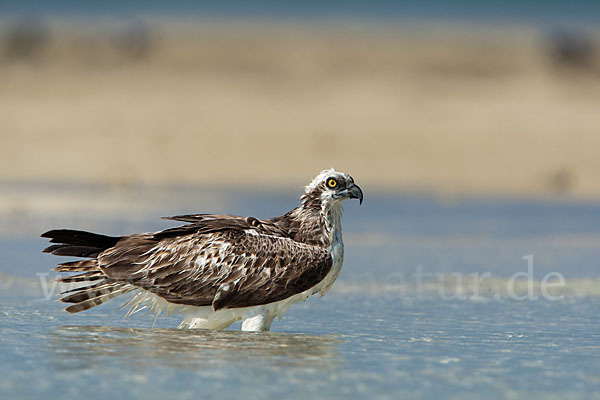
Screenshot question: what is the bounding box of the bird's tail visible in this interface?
[42,229,133,313]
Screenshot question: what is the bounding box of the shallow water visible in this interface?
[1,184,600,399]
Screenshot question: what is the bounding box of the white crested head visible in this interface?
[302,168,363,210]
[305,168,338,192]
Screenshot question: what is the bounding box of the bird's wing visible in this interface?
[98,229,332,310]
[161,213,233,223]
[159,214,288,238]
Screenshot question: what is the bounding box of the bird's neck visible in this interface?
[325,201,344,246]
[273,196,343,248]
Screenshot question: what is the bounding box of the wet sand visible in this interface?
[2,19,600,198]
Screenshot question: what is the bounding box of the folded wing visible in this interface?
[98,229,332,310]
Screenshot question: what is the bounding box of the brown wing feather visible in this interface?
[97,229,332,310]
[161,213,232,223]
[159,214,288,238]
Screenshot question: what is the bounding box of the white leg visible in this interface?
[241,309,274,332]
[185,316,236,330]
[180,309,237,330]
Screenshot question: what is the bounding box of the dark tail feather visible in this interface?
[42,229,128,312]
[57,278,133,313]
[55,259,99,272]
[62,282,133,313]
[42,229,121,258]
[57,271,105,283]
[60,280,123,303]
[44,244,105,258]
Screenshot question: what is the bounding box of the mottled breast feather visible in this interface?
[97,217,332,310]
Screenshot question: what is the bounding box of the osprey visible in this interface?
[42,169,363,332]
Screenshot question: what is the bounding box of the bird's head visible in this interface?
[302,168,363,210]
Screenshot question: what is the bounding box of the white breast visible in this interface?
[316,202,344,296]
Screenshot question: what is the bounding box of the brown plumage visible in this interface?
[42,169,363,331]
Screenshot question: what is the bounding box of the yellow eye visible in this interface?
[327,178,337,188]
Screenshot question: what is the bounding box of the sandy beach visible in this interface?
[1,19,600,198]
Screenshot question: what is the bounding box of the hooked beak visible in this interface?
[347,183,364,205]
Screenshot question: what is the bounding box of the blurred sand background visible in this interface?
[1,17,600,199]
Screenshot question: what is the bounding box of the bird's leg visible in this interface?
[241,308,274,332]
[181,309,237,330]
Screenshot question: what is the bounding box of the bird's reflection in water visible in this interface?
[48,325,343,370]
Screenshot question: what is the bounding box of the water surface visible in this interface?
[1,184,599,399]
